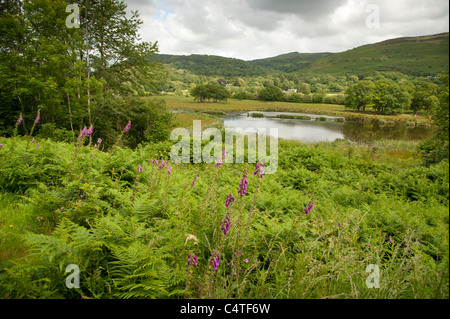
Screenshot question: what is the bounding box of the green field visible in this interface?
[161,95,431,124]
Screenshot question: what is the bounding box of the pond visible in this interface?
[222,111,437,143]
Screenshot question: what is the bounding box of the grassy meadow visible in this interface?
[161,95,432,125]
[0,121,448,299]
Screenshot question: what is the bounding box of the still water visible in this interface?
[222,111,437,143]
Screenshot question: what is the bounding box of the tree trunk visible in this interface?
[67,93,75,143]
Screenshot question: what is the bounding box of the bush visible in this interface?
[120,97,173,148]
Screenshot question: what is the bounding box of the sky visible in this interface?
[124,0,449,61]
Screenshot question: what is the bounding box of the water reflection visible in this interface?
[222,112,437,143]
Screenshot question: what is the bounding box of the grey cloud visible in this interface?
[245,0,348,18]
[123,0,449,60]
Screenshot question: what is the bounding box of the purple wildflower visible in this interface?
[304,198,314,214]
[125,121,131,132]
[35,111,40,124]
[238,172,248,197]
[224,216,230,234]
[159,160,166,169]
[17,114,23,125]
[212,253,219,270]
[244,258,249,263]
[79,126,88,140]
[32,138,35,143]
[221,214,231,235]
[225,193,235,208]
[138,164,143,173]
[215,157,223,167]
[253,162,264,178]
[188,254,198,267]
[36,142,40,149]
[0,144,3,147]
[167,164,172,175]
[97,138,102,145]
[87,125,93,137]
[389,236,393,244]
[191,172,198,188]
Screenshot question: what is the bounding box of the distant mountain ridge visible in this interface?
[155,32,449,77]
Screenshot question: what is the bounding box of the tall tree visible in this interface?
[0,0,168,146]
[344,81,374,112]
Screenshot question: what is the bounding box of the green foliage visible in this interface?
[190,83,231,103]
[418,74,450,165]
[258,85,284,101]
[303,33,449,76]
[0,0,167,148]
[157,33,449,78]
[156,54,269,77]
[345,80,375,112]
[346,79,420,115]
[0,136,448,299]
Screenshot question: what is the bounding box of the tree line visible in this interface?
[344,79,442,115]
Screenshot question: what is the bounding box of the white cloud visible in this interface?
[124,0,449,60]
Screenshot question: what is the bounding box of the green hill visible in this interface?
[302,33,449,77]
[156,32,449,77]
[155,54,269,77]
[249,52,332,72]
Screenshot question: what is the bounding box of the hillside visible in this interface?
[301,33,449,76]
[155,54,269,77]
[156,32,449,77]
[249,52,332,72]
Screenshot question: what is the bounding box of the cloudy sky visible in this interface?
[124,0,449,61]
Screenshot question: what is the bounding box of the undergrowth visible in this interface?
[0,134,448,299]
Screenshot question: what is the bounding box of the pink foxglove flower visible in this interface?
[188,254,198,267]
[125,121,131,132]
[79,126,88,140]
[221,215,230,235]
[215,157,223,167]
[191,172,198,188]
[225,193,235,208]
[212,253,219,270]
[238,174,248,197]
[253,162,264,178]
[304,198,314,214]
[138,164,143,173]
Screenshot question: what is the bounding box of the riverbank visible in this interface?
[158,95,433,126]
